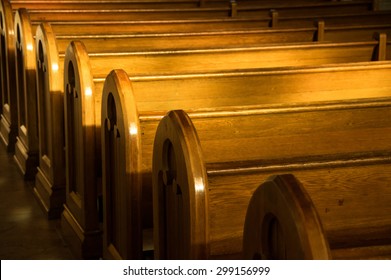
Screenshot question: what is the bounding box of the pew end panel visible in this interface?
[101,69,145,260]
[153,110,209,260]
[242,174,331,260]
[33,23,65,219]
[62,41,103,259]
[243,170,391,260]
[13,8,39,180]
[0,0,17,152]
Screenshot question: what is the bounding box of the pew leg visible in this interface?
[14,137,38,180]
[33,167,65,219]
[61,205,102,259]
[0,113,17,153]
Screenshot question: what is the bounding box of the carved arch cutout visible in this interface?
[37,40,49,157]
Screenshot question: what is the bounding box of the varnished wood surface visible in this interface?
[153,98,391,259]
[243,171,391,259]
[13,9,39,180]
[0,0,17,152]
[21,10,391,34]
[3,0,390,261]
[243,174,331,260]
[98,61,391,256]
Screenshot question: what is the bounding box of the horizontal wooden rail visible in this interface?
[18,1,375,22]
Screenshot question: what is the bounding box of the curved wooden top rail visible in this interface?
[242,174,331,260]
[35,23,63,96]
[153,109,209,259]
[13,7,39,178]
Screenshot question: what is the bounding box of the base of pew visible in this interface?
[33,168,65,219]
[61,205,102,260]
[143,228,154,260]
[0,114,17,153]
[13,138,38,180]
[332,245,391,260]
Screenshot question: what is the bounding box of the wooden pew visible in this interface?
[9,6,391,176]
[4,5,391,157]
[243,172,391,259]
[153,97,391,259]
[0,0,17,152]
[13,9,38,180]
[59,34,391,259]
[244,174,331,259]
[101,61,391,259]
[13,1,377,22]
[29,17,391,213]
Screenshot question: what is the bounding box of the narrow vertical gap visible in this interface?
[16,26,26,128]
[105,93,119,249]
[37,41,48,156]
[66,61,78,194]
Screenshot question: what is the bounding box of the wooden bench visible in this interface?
[58,32,391,259]
[102,61,391,259]
[243,173,391,259]
[243,164,391,258]
[28,17,391,217]
[153,97,391,259]
[3,4,391,156]
[0,0,17,153]
[13,9,39,180]
[9,4,391,177]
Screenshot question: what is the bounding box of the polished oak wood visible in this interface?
[154,97,391,259]
[244,173,391,259]
[59,36,390,259]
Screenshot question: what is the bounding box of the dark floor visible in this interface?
[0,142,74,260]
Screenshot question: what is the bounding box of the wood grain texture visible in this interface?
[243,168,391,259]
[153,98,391,259]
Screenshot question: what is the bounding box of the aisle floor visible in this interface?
[0,143,74,260]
